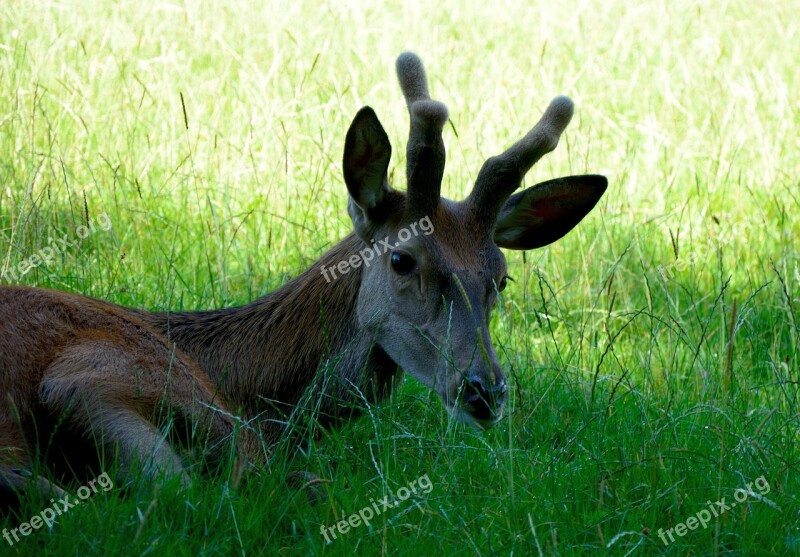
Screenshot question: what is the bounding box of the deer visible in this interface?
[0,52,607,501]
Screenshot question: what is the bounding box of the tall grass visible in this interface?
[1,0,798,554]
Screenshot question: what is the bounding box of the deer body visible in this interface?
[0,53,607,498]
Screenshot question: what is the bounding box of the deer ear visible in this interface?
[493,175,607,250]
[343,107,393,238]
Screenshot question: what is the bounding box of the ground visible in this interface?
[1,0,799,554]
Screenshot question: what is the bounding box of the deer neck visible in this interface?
[137,233,401,433]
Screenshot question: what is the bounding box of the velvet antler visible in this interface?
[395,52,449,217]
[466,96,574,227]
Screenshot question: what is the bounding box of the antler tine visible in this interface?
[467,96,574,227]
[396,52,449,217]
[396,52,431,108]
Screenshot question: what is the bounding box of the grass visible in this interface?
[1,0,799,554]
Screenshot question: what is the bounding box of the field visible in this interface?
[1,0,799,555]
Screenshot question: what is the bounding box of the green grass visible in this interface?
[2,0,799,554]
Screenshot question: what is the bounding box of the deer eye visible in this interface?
[390,251,416,275]
[497,275,511,292]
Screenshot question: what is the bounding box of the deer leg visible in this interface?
[156,375,256,486]
[39,385,191,488]
[38,341,257,488]
[39,343,193,487]
[0,419,66,500]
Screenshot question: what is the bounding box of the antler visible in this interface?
[396,52,449,217]
[466,96,574,227]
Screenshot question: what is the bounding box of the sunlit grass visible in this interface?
[1,0,799,554]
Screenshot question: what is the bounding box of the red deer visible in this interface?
[0,52,606,499]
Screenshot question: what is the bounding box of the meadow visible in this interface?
[1,0,799,554]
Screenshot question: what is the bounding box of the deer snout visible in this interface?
[460,375,507,427]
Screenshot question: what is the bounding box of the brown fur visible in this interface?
[0,286,260,496]
[0,233,399,498]
[127,233,403,441]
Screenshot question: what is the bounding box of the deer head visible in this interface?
[340,52,606,429]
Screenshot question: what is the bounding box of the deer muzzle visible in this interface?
[458,375,508,428]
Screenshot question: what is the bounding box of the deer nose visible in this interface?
[463,377,507,422]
